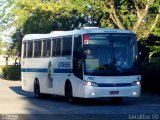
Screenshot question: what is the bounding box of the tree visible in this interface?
[0,0,14,31]
[152,15,160,37]
[8,29,23,57]
[61,0,159,39]
[12,0,160,37]
[139,16,160,58]
[89,0,159,39]
[0,36,8,55]
[13,0,87,33]
[10,0,160,56]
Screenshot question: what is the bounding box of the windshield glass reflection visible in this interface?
[84,34,140,76]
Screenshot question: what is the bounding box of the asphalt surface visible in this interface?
[0,79,160,120]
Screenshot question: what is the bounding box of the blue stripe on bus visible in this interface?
[97,83,132,87]
[54,69,72,73]
[21,68,72,73]
[21,68,48,73]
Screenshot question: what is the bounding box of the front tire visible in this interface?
[65,83,75,103]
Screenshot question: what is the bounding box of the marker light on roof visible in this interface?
[84,35,89,44]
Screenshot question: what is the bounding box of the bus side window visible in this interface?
[34,41,41,57]
[55,38,61,57]
[52,38,56,57]
[43,39,51,57]
[23,42,26,58]
[73,35,83,79]
[27,41,33,58]
[61,36,72,56]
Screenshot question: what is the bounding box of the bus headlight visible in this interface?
[84,81,98,87]
[132,81,141,86]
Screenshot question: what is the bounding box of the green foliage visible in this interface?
[9,29,23,56]
[149,46,160,55]
[152,27,160,37]
[149,0,160,14]
[147,35,160,56]
[0,0,14,31]
[113,0,138,29]
[115,0,129,14]
[0,65,21,80]
[0,38,8,55]
[139,34,160,58]
[4,0,159,56]
[137,0,147,9]
[12,0,160,34]
[13,0,107,32]
[152,17,160,37]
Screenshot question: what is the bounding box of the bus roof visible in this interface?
[22,27,136,41]
[74,27,135,34]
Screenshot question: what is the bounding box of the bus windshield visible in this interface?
[84,34,140,76]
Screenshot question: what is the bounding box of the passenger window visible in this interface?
[34,41,41,57]
[55,38,61,57]
[52,39,56,57]
[23,42,26,58]
[61,36,72,56]
[27,41,33,58]
[43,39,51,57]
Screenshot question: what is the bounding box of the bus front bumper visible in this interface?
[83,86,141,98]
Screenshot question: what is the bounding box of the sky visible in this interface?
[0,0,15,42]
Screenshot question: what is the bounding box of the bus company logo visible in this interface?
[88,77,95,81]
[58,62,71,68]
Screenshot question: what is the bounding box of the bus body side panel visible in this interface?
[50,57,84,98]
[21,58,35,92]
[70,75,84,98]
[21,57,75,96]
[52,57,72,96]
[21,58,53,94]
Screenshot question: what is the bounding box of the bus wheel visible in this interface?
[111,97,122,104]
[65,83,75,103]
[34,81,41,98]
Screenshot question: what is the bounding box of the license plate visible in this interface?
[110,91,119,95]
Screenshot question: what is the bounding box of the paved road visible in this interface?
[0,79,160,120]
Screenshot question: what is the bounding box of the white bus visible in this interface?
[21,27,141,103]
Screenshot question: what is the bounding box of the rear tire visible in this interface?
[34,80,42,98]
